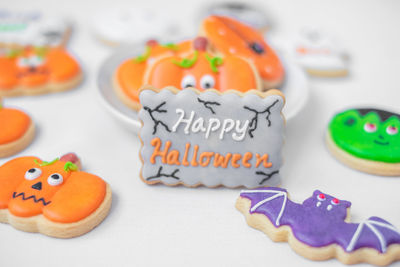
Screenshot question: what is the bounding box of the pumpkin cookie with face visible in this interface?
[0,46,82,97]
[0,153,112,238]
[326,108,400,176]
[200,15,284,90]
[0,99,35,158]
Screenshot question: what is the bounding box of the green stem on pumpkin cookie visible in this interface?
[134,46,152,63]
[6,48,23,58]
[34,47,48,58]
[172,50,198,68]
[205,54,223,73]
[63,161,78,172]
[34,158,59,167]
[161,43,179,51]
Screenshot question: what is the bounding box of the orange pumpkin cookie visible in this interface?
[0,153,112,238]
[115,37,261,110]
[114,39,192,110]
[200,15,285,90]
[0,46,82,97]
[0,99,35,158]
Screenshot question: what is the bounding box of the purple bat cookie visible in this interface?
[237,187,400,264]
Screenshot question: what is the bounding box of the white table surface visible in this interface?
[1,0,400,266]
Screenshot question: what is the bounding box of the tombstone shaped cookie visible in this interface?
[0,153,112,238]
[139,86,285,188]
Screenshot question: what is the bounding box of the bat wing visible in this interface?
[346,216,400,253]
[240,187,289,226]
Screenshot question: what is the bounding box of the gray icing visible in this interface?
[139,88,285,188]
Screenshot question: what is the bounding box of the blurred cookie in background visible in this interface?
[0,9,71,48]
[91,7,181,47]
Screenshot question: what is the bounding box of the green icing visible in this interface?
[33,46,47,58]
[161,43,178,50]
[0,24,27,32]
[205,54,223,73]
[172,50,198,68]
[329,109,400,163]
[34,158,59,166]
[63,161,78,172]
[134,46,151,63]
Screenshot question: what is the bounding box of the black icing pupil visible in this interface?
[345,117,356,126]
[51,174,60,180]
[28,168,36,173]
[204,83,211,88]
[250,42,265,54]
[185,83,193,88]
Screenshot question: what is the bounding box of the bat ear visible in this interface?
[313,189,322,196]
[341,200,352,208]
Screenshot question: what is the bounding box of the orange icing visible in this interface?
[0,47,80,90]
[202,16,284,83]
[117,41,192,103]
[0,106,31,145]
[144,51,258,92]
[0,156,106,223]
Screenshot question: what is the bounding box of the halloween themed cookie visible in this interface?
[115,37,261,110]
[236,187,400,265]
[200,2,270,32]
[0,99,35,157]
[0,153,112,238]
[0,46,82,96]
[139,86,285,188]
[292,28,348,77]
[200,15,284,90]
[0,10,71,47]
[326,108,400,176]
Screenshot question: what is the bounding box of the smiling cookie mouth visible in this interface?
[12,192,51,206]
[374,140,389,146]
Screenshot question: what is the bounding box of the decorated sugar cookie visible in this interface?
[115,37,261,110]
[292,28,348,77]
[326,108,400,176]
[139,86,285,188]
[114,39,192,110]
[0,99,35,157]
[0,153,112,238]
[200,2,270,31]
[236,187,400,265]
[0,10,71,47]
[200,15,284,89]
[0,46,82,96]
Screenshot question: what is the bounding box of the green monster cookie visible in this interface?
[327,108,400,176]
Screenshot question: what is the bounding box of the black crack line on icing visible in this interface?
[146,166,180,181]
[12,192,51,206]
[197,97,221,114]
[244,99,279,138]
[256,170,279,185]
[143,102,171,135]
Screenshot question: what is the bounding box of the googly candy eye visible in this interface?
[317,193,326,201]
[17,57,29,67]
[25,168,42,180]
[386,126,398,135]
[29,55,44,67]
[181,75,196,89]
[331,198,340,205]
[47,173,63,186]
[200,74,215,89]
[364,123,377,133]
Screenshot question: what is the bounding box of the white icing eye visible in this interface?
[386,126,398,135]
[316,202,321,207]
[181,75,196,89]
[327,204,333,211]
[317,193,326,201]
[200,75,215,89]
[25,168,42,180]
[47,173,63,186]
[17,57,29,67]
[29,55,44,67]
[364,123,377,133]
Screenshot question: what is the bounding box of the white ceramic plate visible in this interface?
[97,45,309,133]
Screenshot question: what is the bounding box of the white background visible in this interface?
[1,0,400,266]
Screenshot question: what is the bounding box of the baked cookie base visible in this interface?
[236,197,400,266]
[306,68,348,77]
[326,132,400,176]
[0,71,83,97]
[0,184,112,238]
[0,122,35,158]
